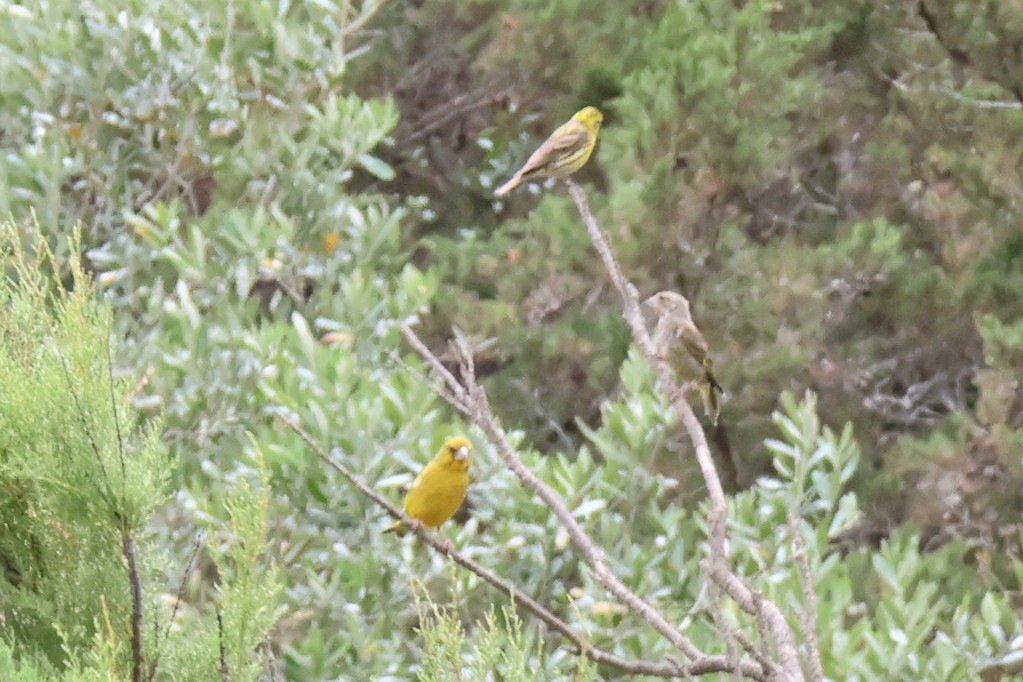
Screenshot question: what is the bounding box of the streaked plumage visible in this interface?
[643,291,723,424]
[494,106,603,196]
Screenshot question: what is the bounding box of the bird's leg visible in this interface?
[439,536,455,555]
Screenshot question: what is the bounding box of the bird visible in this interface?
[642,291,723,424]
[494,106,603,196]
[383,436,472,535]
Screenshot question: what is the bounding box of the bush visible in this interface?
[0,226,280,680]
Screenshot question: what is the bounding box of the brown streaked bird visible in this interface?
[643,291,723,424]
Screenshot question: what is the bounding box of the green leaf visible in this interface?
[356,153,396,181]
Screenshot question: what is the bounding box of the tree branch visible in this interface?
[148,533,204,681]
[399,328,765,680]
[278,412,756,679]
[563,178,804,681]
[122,533,143,682]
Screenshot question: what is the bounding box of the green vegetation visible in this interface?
[2,0,1023,679]
[0,228,279,680]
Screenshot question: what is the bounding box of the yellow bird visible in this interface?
[383,436,472,535]
[494,106,603,196]
[643,291,723,425]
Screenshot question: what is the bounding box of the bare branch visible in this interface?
[385,348,473,414]
[217,607,228,680]
[149,533,204,681]
[103,327,145,682]
[724,610,782,680]
[398,327,765,680]
[707,591,739,681]
[122,534,144,682]
[403,87,514,143]
[278,412,754,679]
[400,326,472,405]
[563,179,804,681]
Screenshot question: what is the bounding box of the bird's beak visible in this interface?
[453,446,470,461]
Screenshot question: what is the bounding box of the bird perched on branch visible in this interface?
[383,436,472,535]
[643,291,723,424]
[494,106,603,196]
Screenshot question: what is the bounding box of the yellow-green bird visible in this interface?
[383,436,472,535]
[643,291,723,425]
[494,106,603,196]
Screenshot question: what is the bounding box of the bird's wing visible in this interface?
[676,320,711,364]
[516,120,589,178]
[677,321,723,392]
[546,119,590,151]
[402,462,436,516]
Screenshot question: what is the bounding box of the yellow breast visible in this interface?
[402,460,469,528]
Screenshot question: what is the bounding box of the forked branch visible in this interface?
[399,329,765,680]
[564,178,803,680]
[278,412,747,678]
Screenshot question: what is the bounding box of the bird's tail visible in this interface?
[696,384,719,427]
[703,359,723,394]
[703,359,723,426]
[382,520,407,535]
[494,173,522,197]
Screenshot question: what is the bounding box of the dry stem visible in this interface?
[562,178,804,680]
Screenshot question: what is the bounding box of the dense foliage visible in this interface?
[2,0,1023,680]
[0,229,280,680]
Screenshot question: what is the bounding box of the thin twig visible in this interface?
[707,590,739,682]
[104,329,144,682]
[148,533,204,680]
[278,412,753,679]
[385,347,473,414]
[217,607,228,679]
[122,534,144,682]
[751,590,774,669]
[564,178,804,681]
[399,328,765,680]
[727,617,782,681]
[403,87,514,143]
[105,325,127,479]
[58,351,112,501]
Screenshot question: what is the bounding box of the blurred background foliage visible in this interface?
[2,0,1023,679]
